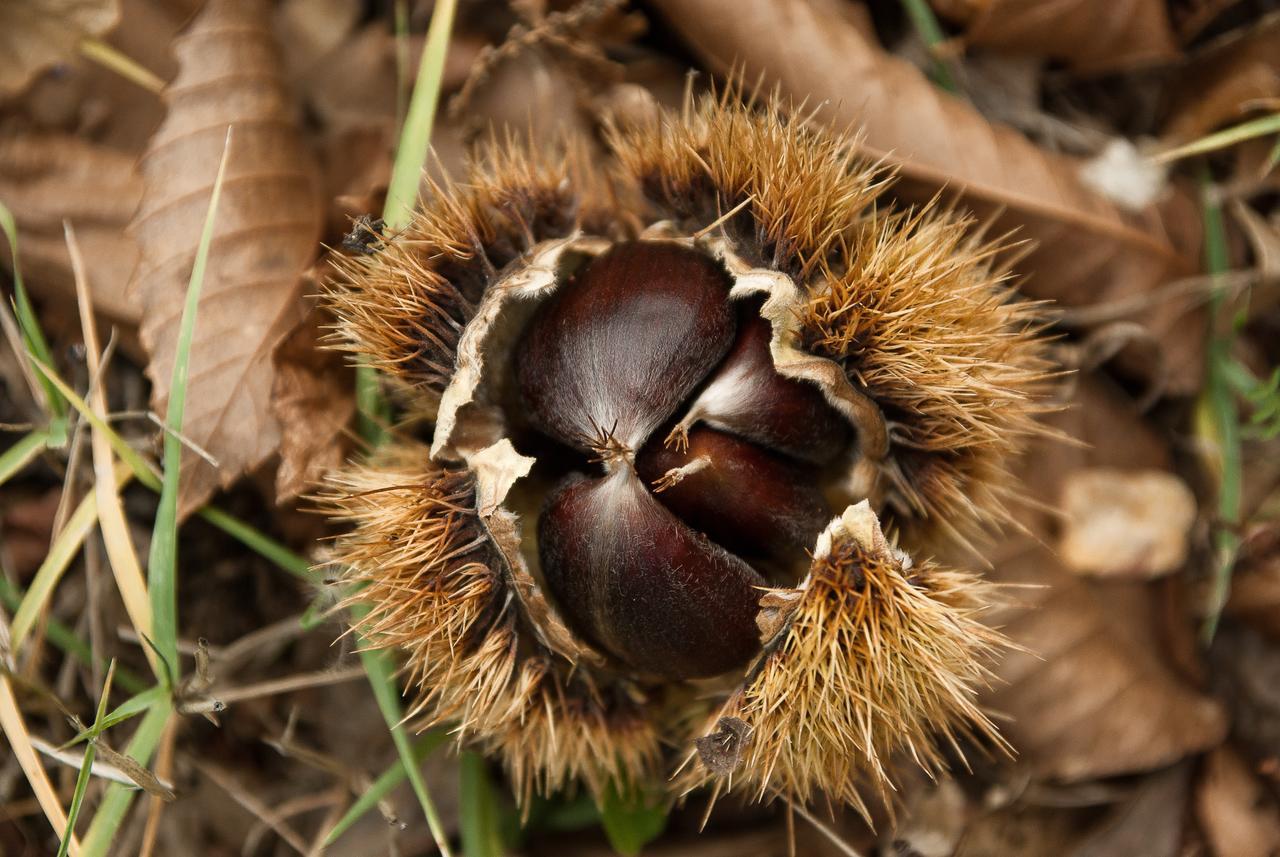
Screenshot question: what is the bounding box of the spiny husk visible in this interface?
[610,88,886,281]
[801,208,1054,549]
[322,89,1048,808]
[318,442,661,803]
[677,503,1006,818]
[327,134,611,400]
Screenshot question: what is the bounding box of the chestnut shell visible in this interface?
[515,241,736,452]
[636,425,831,566]
[538,470,766,679]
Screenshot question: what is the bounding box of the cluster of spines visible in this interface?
[326,135,605,398]
[323,89,1050,810]
[677,505,1006,817]
[610,88,885,281]
[800,207,1053,547]
[318,442,660,804]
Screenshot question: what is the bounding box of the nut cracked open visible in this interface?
[322,90,1049,813]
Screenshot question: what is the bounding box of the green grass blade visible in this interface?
[355,616,456,857]
[599,780,667,857]
[382,0,457,231]
[358,0,459,443]
[67,686,167,745]
[0,429,49,487]
[1158,112,1280,164]
[0,200,67,431]
[343,4,460,851]
[80,699,171,857]
[148,126,234,682]
[58,739,97,857]
[324,729,450,845]
[28,357,159,487]
[1199,173,1244,642]
[460,751,505,857]
[196,506,314,580]
[57,663,117,857]
[898,0,959,94]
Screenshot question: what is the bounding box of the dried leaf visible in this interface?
[932,0,1179,75]
[1058,468,1198,579]
[982,380,1227,781]
[1068,765,1189,857]
[1164,13,1280,142]
[94,742,177,801]
[1196,746,1280,857]
[0,134,141,324]
[650,0,1203,390]
[0,0,121,97]
[1226,524,1280,638]
[270,298,354,501]
[131,0,321,516]
[1231,201,1280,318]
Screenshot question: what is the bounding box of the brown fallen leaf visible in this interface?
[931,0,1180,75]
[649,0,1204,391]
[1164,13,1280,142]
[1231,201,1280,319]
[956,804,1088,856]
[131,0,321,517]
[1196,746,1280,857]
[1068,765,1190,857]
[1058,468,1198,579]
[0,133,141,325]
[1226,523,1280,639]
[270,296,354,502]
[0,0,121,97]
[981,380,1227,781]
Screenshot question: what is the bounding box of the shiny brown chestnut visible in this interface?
[538,469,766,679]
[668,309,850,464]
[515,241,737,453]
[636,426,831,568]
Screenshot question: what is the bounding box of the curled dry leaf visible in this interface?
[931,0,1179,75]
[981,380,1226,781]
[0,0,121,97]
[1195,746,1280,857]
[1058,468,1197,579]
[270,297,354,502]
[131,0,321,516]
[0,134,141,325]
[649,0,1203,390]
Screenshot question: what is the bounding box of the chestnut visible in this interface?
[636,425,830,568]
[669,309,850,464]
[538,469,766,679]
[515,241,737,455]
